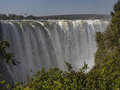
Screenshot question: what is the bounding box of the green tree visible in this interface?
[0,40,18,65]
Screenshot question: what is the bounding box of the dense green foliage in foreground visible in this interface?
[1,1,120,89]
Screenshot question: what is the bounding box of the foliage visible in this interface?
[0,74,5,89]
[15,63,89,89]
[15,59,120,89]
[0,40,18,65]
[0,14,39,20]
[114,1,120,12]
[111,1,120,17]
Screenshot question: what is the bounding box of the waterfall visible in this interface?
[0,20,109,81]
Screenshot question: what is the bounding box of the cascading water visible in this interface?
[0,20,109,82]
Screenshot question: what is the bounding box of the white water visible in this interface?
[0,20,109,81]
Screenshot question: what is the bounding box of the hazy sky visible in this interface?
[0,0,117,16]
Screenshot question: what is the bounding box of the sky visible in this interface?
[0,0,118,16]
